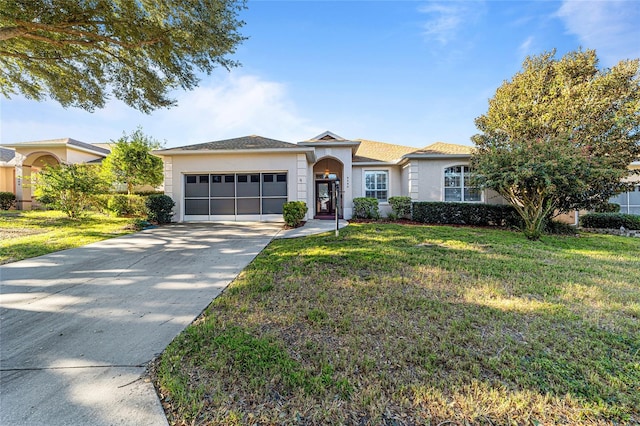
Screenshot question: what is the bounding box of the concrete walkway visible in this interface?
[0,219,347,426]
[275,219,349,239]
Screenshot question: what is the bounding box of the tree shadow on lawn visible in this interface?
[161,223,640,424]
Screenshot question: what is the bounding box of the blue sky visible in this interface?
[1,0,639,148]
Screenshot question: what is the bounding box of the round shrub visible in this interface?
[353,197,380,219]
[145,194,175,224]
[283,201,308,227]
[0,192,16,210]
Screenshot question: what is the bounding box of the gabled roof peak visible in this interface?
[305,131,347,142]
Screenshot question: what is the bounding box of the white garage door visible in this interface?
[183,172,288,221]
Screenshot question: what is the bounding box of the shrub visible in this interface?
[0,192,16,210]
[107,194,146,217]
[353,197,380,219]
[145,194,175,224]
[283,201,308,227]
[388,196,411,219]
[544,220,577,235]
[90,194,111,213]
[580,213,640,230]
[412,202,522,228]
[594,202,621,213]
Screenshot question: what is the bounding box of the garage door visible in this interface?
[184,172,287,221]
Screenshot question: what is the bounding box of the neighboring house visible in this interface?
[610,161,640,215]
[0,138,109,209]
[153,131,506,222]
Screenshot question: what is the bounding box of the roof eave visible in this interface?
[352,161,399,166]
[1,141,109,157]
[153,147,316,162]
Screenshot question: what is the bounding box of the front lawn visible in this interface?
[153,223,640,425]
[0,210,139,264]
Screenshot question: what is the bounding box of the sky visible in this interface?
[1,0,639,149]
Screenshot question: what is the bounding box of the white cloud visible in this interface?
[556,0,640,66]
[149,74,321,146]
[518,36,535,58]
[419,1,485,45]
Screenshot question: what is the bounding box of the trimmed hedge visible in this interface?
[145,194,175,224]
[412,201,522,228]
[353,197,380,219]
[389,196,412,219]
[283,201,308,227]
[0,192,16,210]
[580,213,640,230]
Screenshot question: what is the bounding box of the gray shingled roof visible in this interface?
[0,147,16,163]
[160,135,300,151]
[1,138,110,155]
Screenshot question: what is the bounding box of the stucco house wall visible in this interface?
[166,152,305,222]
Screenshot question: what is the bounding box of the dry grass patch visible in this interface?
[153,224,640,425]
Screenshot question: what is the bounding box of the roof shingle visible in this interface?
[353,139,418,163]
[158,135,300,151]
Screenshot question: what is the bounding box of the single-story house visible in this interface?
[2,131,638,220]
[153,131,507,222]
[0,138,110,209]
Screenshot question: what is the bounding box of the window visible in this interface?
[365,170,388,202]
[610,185,640,214]
[444,166,481,202]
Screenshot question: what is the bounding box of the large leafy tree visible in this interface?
[34,163,107,218]
[0,0,246,112]
[101,128,163,195]
[472,49,640,240]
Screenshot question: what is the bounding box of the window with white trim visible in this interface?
[365,170,388,202]
[444,166,481,202]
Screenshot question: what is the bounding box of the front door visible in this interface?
[316,181,334,217]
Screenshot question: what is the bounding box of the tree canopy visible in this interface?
[35,163,107,218]
[472,49,640,240]
[0,0,246,112]
[101,128,164,195]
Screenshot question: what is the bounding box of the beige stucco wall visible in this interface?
[164,152,307,222]
[0,167,15,193]
[352,165,403,217]
[65,148,105,164]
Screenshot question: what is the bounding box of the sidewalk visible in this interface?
[275,219,349,239]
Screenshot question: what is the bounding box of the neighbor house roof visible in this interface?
[1,138,110,156]
[0,147,16,165]
[353,139,418,163]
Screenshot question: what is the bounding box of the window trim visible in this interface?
[442,164,482,203]
[363,169,390,203]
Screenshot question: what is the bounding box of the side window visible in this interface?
[444,166,480,202]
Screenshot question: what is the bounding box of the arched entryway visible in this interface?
[313,157,344,219]
[17,152,61,209]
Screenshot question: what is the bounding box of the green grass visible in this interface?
[153,223,640,425]
[0,210,139,264]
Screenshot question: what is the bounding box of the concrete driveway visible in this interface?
[0,222,282,426]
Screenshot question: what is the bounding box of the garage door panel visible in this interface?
[210,199,235,215]
[237,198,260,215]
[262,198,287,214]
[211,175,235,197]
[185,199,209,215]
